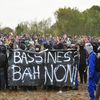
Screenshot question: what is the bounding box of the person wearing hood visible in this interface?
[79,44,87,84]
[85,43,99,100]
[35,39,41,52]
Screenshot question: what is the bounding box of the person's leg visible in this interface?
[84,68,87,84]
[88,79,96,100]
[4,67,8,89]
[75,71,78,90]
[88,85,95,100]
[79,68,83,84]
[95,84,100,100]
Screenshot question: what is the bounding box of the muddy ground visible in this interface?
[0,84,89,100]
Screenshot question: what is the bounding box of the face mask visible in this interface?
[85,43,93,54]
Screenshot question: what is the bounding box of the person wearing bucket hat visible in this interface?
[85,43,99,100]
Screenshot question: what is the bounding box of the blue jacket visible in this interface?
[88,51,99,83]
[88,51,100,100]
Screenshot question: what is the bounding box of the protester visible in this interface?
[28,40,35,52]
[0,32,100,92]
[95,46,100,100]
[53,36,64,49]
[79,43,87,84]
[85,43,99,100]
[0,45,8,89]
[34,39,41,52]
[96,77,100,100]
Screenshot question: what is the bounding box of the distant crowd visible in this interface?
[0,32,100,92]
[0,32,100,52]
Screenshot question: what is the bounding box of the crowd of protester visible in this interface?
[0,32,100,99]
[0,32,99,51]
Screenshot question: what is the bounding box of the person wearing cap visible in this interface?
[95,46,100,100]
[85,43,99,100]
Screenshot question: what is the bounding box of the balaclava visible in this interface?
[85,43,93,54]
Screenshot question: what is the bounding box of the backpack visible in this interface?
[95,55,100,72]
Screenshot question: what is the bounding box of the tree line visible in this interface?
[0,5,100,36]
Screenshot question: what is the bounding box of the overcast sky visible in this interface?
[0,0,100,29]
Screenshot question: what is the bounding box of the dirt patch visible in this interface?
[0,84,89,100]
